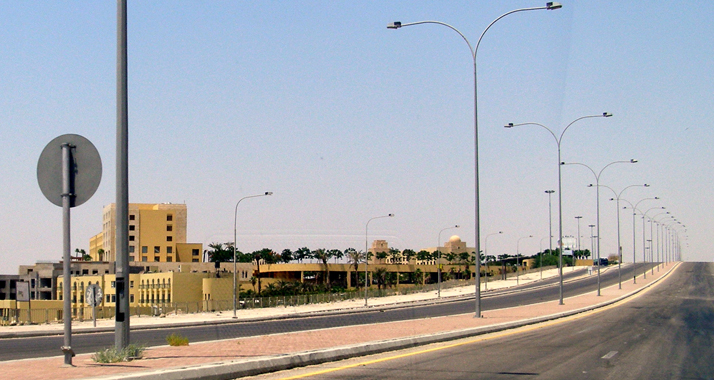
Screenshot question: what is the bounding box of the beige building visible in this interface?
[90,203,203,264]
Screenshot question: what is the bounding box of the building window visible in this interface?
[111,281,116,288]
[154,256,160,262]
[167,225,173,232]
[167,214,173,221]
[167,246,173,254]
[167,236,173,242]
[129,225,135,231]
[106,295,110,302]
[142,256,148,262]
[142,246,148,254]
[154,246,160,254]
[167,257,173,262]
[129,214,135,221]
[192,249,199,256]
[129,245,135,253]
[129,256,135,262]
[192,259,199,262]
[129,235,135,241]
[130,294,134,303]
[111,295,116,302]
[130,281,134,288]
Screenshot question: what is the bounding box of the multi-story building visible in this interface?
[89,203,203,263]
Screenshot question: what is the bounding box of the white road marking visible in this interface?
[601,351,618,360]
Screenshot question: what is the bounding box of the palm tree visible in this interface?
[97,248,105,262]
[388,247,402,265]
[402,249,416,264]
[345,248,362,287]
[312,248,333,288]
[374,267,388,291]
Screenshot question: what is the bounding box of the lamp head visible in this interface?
[455,225,460,228]
[388,213,395,217]
[499,231,503,234]
[387,21,402,29]
[545,190,555,194]
[630,159,638,163]
[546,2,563,10]
[505,123,514,128]
[644,184,650,187]
[265,192,273,196]
[603,112,613,117]
[654,197,660,200]
[587,184,594,187]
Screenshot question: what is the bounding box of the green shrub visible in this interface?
[92,343,146,363]
[166,332,189,346]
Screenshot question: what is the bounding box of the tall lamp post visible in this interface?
[545,190,555,268]
[389,1,562,318]
[562,159,638,295]
[621,196,660,283]
[651,212,670,272]
[516,235,533,285]
[596,183,649,289]
[506,112,612,304]
[641,206,666,279]
[365,213,394,307]
[233,192,273,318]
[484,231,503,289]
[539,235,550,279]
[438,225,460,298]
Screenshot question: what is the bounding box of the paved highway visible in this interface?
[0,263,653,361]
[253,262,712,380]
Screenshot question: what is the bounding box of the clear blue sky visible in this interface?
[1,1,710,274]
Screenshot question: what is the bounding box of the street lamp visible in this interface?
[651,211,670,272]
[621,196,659,283]
[545,190,555,268]
[597,183,650,289]
[506,112,612,304]
[389,2,562,318]
[574,216,582,266]
[365,213,394,307]
[516,235,533,285]
[641,206,665,279]
[484,231,503,290]
[438,224,460,298]
[562,159,638,296]
[233,191,273,318]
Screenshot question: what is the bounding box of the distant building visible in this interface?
[89,203,203,263]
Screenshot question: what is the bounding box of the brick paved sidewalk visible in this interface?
[0,263,676,380]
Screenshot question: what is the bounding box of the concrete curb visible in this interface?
[89,264,675,380]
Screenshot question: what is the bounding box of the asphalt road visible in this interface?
[260,262,712,380]
[0,263,653,361]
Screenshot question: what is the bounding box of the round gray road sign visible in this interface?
[85,284,103,307]
[37,134,102,207]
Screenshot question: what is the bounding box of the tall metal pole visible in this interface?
[233,192,272,318]
[61,144,73,366]
[115,0,130,350]
[389,1,562,319]
[544,190,554,279]
[562,160,636,296]
[506,113,612,304]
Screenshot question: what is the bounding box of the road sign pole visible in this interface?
[115,0,131,350]
[61,143,74,366]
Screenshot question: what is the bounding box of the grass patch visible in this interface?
[166,332,189,346]
[92,343,146,363]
